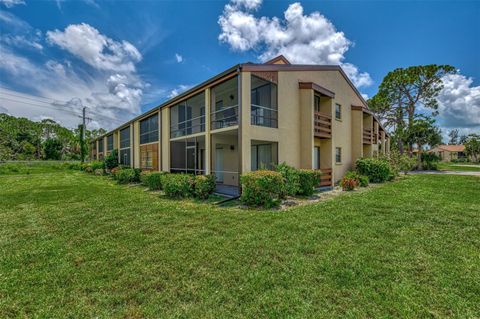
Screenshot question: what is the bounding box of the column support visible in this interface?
[205,88,211,175]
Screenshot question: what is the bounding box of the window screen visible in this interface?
[140,114,159,144]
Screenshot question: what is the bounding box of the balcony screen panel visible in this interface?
[140,113,159,144]
[98,140,104,153]
[107,134,114,150]
[170,136,205,174]
[251,75,278,128]
[211,77,238,130]
[120,127,130,149]
[170,92,205,138]
[119,148,131,166]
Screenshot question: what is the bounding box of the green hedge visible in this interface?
[162,174,194,198]
[240,170,285,208]
[275,162,300,197]
[115,168,141,184]
[297,169,322,196]
[193,175,216,199]
[355,158,393,183]
[145,172,167,191]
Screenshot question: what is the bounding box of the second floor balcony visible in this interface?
[211,105,238,130]
[363,129,372,144]
[314,112,332,139]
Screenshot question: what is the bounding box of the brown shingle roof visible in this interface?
[431,145,465,152]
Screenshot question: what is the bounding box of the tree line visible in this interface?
[368,65,479,163]
[0,113,105,161]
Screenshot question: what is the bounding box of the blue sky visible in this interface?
[0,0,479,138]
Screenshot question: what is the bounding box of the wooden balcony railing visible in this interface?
[363,129,372,144]
[318,168,332,187]
[314,112,332,139]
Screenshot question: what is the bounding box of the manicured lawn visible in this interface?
[438,161,480,172]
[1,168,479,318]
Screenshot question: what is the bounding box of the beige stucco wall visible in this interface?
[133,120,140,168]
[161,108,170,171]
[238,69,368,183]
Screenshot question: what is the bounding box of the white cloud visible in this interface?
[0,0,25,8]
[1,34,43,50]
[437,73,480,129]
[218,0,372,88]
[175,53,183,63]
[0,23,147,130]
[47,23,142,72]
[168,84,191,99]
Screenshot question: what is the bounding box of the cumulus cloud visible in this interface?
[175,53,183,63]
[47,23,142,72]
[218,0,372,88]
[437,73,480,130]
[0,0,25,8]
[0,22,146,129]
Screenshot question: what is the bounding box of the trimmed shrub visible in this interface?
[240,170,285,208]
[358,175,369,187]
[90,160,105,171]
[193,175,216,199]
[297,169,322,196]
[355,158,393,183]
[398,154,416,174]
[344,170,369,187]
[115,168,140,184]
[140,171,151,186]
[104,149,119,170]
[85,166,93,173]
[340,176,358,191]
[420,153,440,170]
[275,162,300,197]
[144,172,166,191]
[162,173,194,198]
[110,166,122,179]
[94,168,104,176]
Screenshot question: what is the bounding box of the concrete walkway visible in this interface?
[409,170,480,176]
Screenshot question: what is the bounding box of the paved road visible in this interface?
[410,170,480,176]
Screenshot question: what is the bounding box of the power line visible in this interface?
[0,98,124,127]
[0,97,83,117]
[0,94,124,124]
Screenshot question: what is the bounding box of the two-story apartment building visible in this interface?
[91,56,390,192]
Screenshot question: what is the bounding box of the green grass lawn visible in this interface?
[1,168,479,318]
[437,161,480,172]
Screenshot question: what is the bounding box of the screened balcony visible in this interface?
[119,126,131,166]
[251,75,278,128]
[211,76,238,130]
[170,92,205,138]
[170,136,206,175]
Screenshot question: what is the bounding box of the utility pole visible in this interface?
[82,107,86,142]
[79,107,90,163]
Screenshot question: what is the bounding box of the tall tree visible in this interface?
[405,116,442,168]
[464,134,480,162]
[0,113,105,161]
[459,134,468,144]
[369,64,455,154]
[448,129,459,145]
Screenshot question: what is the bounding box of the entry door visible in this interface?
[215,147,224,182]
[314,146,320,170]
